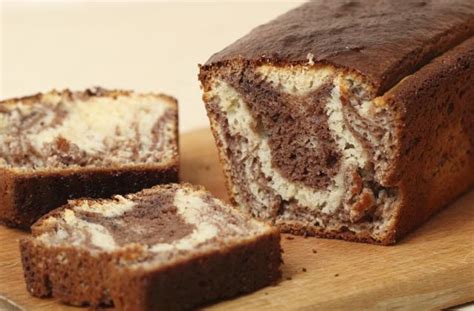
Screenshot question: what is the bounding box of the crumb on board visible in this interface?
[286,236,295,240]
[334,273,339,277]
[312,249,317,254]
[286,276,293,280]
[302,268,307,272]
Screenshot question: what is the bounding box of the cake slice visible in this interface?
[20,183,281,310]
[199,0,474,244]
[0,88,178,229]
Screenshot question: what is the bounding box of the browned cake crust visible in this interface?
[379,38,474,241]
[200,0,474,244]
[19,184,281,310]
[0,166,178,229]
[0,88,179,229]
[20,232,280,310]
[206,0,474,95]
[110,232,280,311]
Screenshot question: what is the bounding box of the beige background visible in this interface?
[1,1,473,310]
[1,0,302,133]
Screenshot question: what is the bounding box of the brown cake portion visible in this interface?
[199,0,474,244]
[20,184,281,310]
[0,88,179,229]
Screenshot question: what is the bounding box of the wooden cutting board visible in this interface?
[0,128,473,311]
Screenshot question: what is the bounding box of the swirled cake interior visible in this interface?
[0,89,177,169]
[202,64,399,243]
[35,184,270,257]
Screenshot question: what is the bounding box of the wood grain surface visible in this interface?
[0,128,473,311]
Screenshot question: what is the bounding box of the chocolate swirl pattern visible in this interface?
[19,184,281,309]
[0,88,179,229]
[200,0,474,244]
[0,89,177,169]
[203,64,399,243]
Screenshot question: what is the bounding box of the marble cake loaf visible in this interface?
[199,0,474,244]
[0,88,178,229]
[20,184,281,310]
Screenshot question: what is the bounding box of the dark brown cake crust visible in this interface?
[204,0,474,95]
[0,88,180,230]
[111,232,281,311]
[20,239,119,306]
[382,37,474,242]
[20,231,281,310]
[0,165,179,230]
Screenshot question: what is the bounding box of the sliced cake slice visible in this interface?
[20,183,281,310]
[0,88,178,229]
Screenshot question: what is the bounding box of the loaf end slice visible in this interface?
[199,2,474,244]
[20,183,282,310]
[0,88,179,229]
